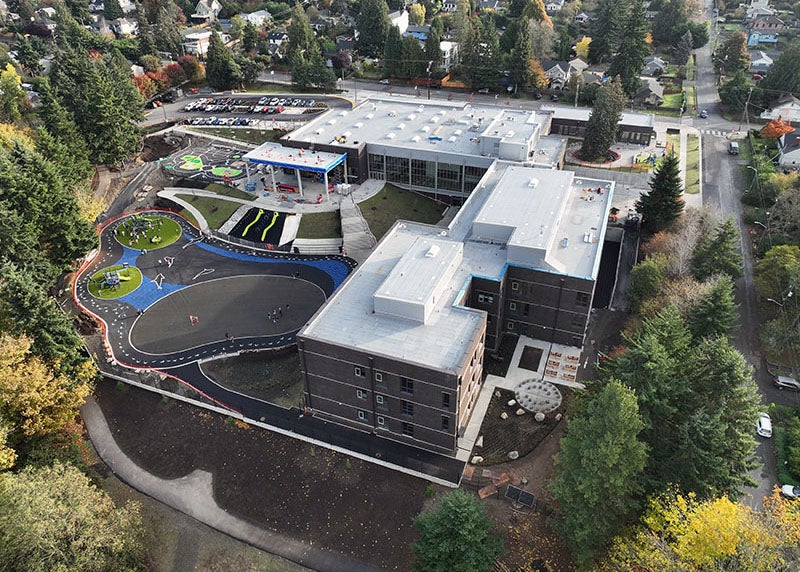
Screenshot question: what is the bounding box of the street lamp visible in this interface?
[426,60,433,100]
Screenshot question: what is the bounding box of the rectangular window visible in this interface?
[358,410,367,421]
[442,392,451,409]
[376,394,385,405]
[356,389,366,399]
[572,314,585,328]
[523,303,530,317]
[441,415,450,431]
[507,321,515,330]
[402,422,414,436]
[402,400,414,417]
[377,415,385,427]
[354,366,364,377]
[401,378,414,395]
[576,292,591,309]
[509,302,517,311]
[511,281,519,291]
[374,371,383,383]
[478,293,494,304]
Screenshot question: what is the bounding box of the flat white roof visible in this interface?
[300,165,613,370]
[286,96,548,158]
[541,105,655,129]
[243,142,346,173]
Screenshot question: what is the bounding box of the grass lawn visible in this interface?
[88,265,143,299]
[188,127,286,146]
[667,132,681,157]
[296,210,342,238]
[115,215,182,250]
[685,86,697,110]
[174,194,242,230]
[661,92,684,110]
[685,135,701,194]
[205,182,254,200]
[358,184,447,241]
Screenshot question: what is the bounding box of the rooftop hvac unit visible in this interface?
[354,122,363,128]
[339,110,348,116]
[407,114,417,120]
[447,135,457,142]
[411,135,421,142]
[425,245,440,258]
[386,132,396,139]
[388,110,397,117]
[327,119,337,125]
[431,116,440,123]
[365,113,374,120]
[421,125,431,132]
[454,129,463,136]
[397,123,406,130]
[528,178,538,187]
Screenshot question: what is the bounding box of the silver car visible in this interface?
[775,375,800,391]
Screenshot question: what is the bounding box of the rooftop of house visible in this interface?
[540,105,655,128]
[299,164,613,371]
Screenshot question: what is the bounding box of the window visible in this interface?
[507,321,515,330]
[511,281,519,291]
[400,378,414,395]
[354,366,364,377]
[402,400,414,417]
[374,371,383,383]
[478,293,494,304]
[572,314,585,328]
[576,292,591,309]
[442,392,451,409]
[377,415,385,427]
[358,410,368,421]
[376,394,385,405]
[523,303,529,317]
[441,415,450,431]
[356,389,366,399]
[509,302,517,311]
[402,422,414,436]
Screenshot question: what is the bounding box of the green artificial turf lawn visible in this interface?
[115,215,182,250]
[88,265,143,299]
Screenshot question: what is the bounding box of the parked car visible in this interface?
[775,375,800,391]
[757,413,772,438]
[533,93,542,100]
[752,74,763,81]
[781,484,800,499]
[478,87,490,94]
[699,109,708,118]
[550,94,559,102]
[379,79,390,84]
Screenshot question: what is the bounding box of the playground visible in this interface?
[74,210,355,371]
[160,146,249,182]
[115,214,182,250]
[228,208,287,244]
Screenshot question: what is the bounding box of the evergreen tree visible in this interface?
[104,0,124,20]
[760,41,800,99]
[355,0,390,57]
[551,380,647,565]
[134,1,157,57]
[471,17,501,89]
[399,36,425,79]
[636,153,684,232]
[580,76,627,161]
[287,4,316,66]
[673,30,693,66]
[651,0,687,43]
[15,34,42,76]
[508,19,534,90]
[557,25,570,61]
[588,0,627,64]
[424,28,442,69]
[714,31,750,74]
[628,254,667,311]
[607,0,650,98]
[0,64,26,122]
[719,70,758,111]
[205,31,242,90]
[383,25,403,77]
[287,5,333,89]
[687,275,738,340]
[522,0,551,25]
[691,218,743,281]
[65,0,91,23]
[412,489,503,572]
[154,2,183,58]
[242,22,258,52]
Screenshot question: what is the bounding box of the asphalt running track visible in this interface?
[75,210,466,485]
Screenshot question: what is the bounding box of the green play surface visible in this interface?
[115,215,182,250]
[88,265,143,299]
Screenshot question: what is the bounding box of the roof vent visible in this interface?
[528,178,539,187]
[327,119,337,125]
[354,122,363,128]
[386,132,396,139]
[421,125,431,133]
[365,113,374,120]
[411,135,421,142]
[447,135,457,142]
[407,114,417,120]
[560,237,569,247]
[397,123,406,130]
[425,245,440,258]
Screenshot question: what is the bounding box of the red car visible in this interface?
[752,74,763,81]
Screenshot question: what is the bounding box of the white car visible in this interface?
[757,413,772,438]
[379,79,390,85]
[775,375,800,391]
[781,484,800,499]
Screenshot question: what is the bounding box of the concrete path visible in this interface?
[81,397,382,572]
[340,193,377,263]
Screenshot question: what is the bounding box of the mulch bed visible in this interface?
[95,379,426,570]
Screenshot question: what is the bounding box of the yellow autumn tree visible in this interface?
[600,488,798,571]
[575,36,591,60]
[0,334,92,440]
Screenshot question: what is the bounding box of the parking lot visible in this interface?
[178,96,327,127]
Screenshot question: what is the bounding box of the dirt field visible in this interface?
[95,379,428,570]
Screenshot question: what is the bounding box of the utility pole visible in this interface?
[738,86,753,132]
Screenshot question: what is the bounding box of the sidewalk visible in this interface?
[81,397,382,572]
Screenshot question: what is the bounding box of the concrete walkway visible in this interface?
[81,397,382,572]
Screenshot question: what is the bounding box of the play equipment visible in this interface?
[242,209,264,237]
[260,211,280,242]
[99,269,131,290]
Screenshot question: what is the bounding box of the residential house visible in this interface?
[750,15,784,30]
[89,1,104,12]
[746,0,775,19]
[118,0,135,13]
[574,11,590,23]
[581,71,604,86]
[404,24,430,42]
[541,60,571,89]
[388,10,409,34]
[642,55,668,77]
[545,0,564,12]
[268,31,289,46]
[441,0,458,12]
[748,32,779,47]
[336,35,355,52]
[440,41,458,72]
[568,57,588,74]
[310,18,328,33]
[182,28,213,56]
[761,94,800,124]
[192,0,222,23]
[131,64,145,76]
[749,50,773,73]
[111,17,138,36]
[635,77,664,106]
[480,0,501,10]
[778,129,800,167]
[241,9,271,27]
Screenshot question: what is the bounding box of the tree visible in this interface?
[588,0,627,63]
[104,0,124,20]
[163,62,186,85]
[673,30,693,66]
[691,218,743,281]
[601,488,799,572]
[714,31,750,74]
[287,5,335,89]
[719,71,758,112]
[652,0,687,44]
[206,31,242,90]
[760,41,800,99]
[409,3,425,24]
[412,489,503,572]
[383,25,403,77]
[607,0,650,97]
[755,245,800,303]
[424,31,442,69]
[523,0,552,26]
[0,334,92,440]
[153,2,183,58]
[508,19,534,90]
[528,19,556,61]
[687,275,738,340]
[636,153,684,232]
[761,118,795,140]
[178,54,204,82]
[580,76,627,161]
[551,380,647,565]
[0,462,144,571]
[628,254,668,311]
[242,22,259,52]
[14,34,42,76]
[134,1,157,57]
[356,0,390,57]
[229,14,246,40]
[575,36,591,60]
